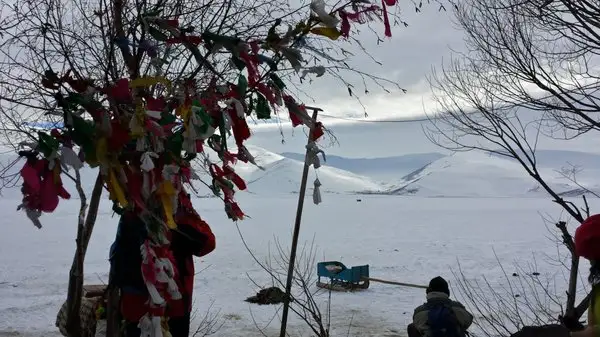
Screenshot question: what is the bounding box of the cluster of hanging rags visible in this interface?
[14,0,396,336]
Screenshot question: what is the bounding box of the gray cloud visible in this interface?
[295,3,466,119]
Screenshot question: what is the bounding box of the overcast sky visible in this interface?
[296,3,465,121]
[0,1,464,132]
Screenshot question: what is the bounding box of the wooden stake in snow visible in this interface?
[279,106,322,337]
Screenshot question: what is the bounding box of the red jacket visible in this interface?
[117,210,216,322]
[166,211,216,317]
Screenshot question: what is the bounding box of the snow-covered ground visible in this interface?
[0,194,595,337]
[1,119,599,336]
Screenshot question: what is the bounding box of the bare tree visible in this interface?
[453,216,594,337]
[441,0,600,139]
[191,300,225,337]
[242,236,334,337]
[453,255,564,337]
[426,0,600,329]
[0,0,446,335]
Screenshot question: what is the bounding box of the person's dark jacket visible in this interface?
[412,291,474,337]
[109,208,216,337]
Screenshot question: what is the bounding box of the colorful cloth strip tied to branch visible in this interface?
[309,0,397,39]
[16,0,392,334]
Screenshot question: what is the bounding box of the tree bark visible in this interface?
[556,221,587,330]
[65,217,85,337]
[561,292,591,331]
[566,254,580,314]
[574,293,592,320]
[82,173,104,256]
[65,173,103,337]
[561,255,584,330]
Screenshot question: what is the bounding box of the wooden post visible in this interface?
[362,277,428,289]
[279,106,322,337]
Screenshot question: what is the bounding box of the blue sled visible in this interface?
[316,261,370,291]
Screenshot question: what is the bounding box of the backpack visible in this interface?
[427,302,464,337]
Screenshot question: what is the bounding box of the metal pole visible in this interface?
[279,106,322,337]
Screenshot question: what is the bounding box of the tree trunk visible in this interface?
[106,277,121,337]
[561,254,585,330]
[556,221,587,330]
[65,218,84,337]
[574,293,592,320]
[82,174,104,256]
[65,173,103,337]
[566,254,580,315]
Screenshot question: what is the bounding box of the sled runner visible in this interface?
[316,261,370,291]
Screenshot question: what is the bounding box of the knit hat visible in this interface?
[427,276,450,295]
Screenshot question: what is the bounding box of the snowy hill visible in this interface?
[279,152,445,180]
[3,145,600,200]
[0,145,388,201]
[523,150,600,168]
[231,146,387,194]
[383,151,600,197]
[500,150,600,197]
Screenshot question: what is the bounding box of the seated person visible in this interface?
[408,276,473,337]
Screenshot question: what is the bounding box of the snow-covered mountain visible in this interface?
[231,146,387,194]
[0,146,388,200]
[279,152,445,180]
[3,144,600,199]
[382,151,600,197]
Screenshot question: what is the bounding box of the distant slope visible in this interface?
[0,147,386,200]
[279,152,445,181]
[383,151,600,197]
[488,149,600,197]
[234,146,386,194]
[4,147,600,200]
[490,149,600,169]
